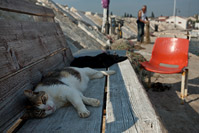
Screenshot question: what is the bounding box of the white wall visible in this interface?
[195,23,199,29]
[166,16,187,29]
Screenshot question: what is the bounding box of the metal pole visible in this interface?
[105,6,109,34]
[173,0,176,28]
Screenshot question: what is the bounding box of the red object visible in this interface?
[141,37,189,74]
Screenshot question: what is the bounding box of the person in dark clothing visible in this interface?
[137,5,148,44]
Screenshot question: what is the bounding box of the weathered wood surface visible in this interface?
[0,51,73,132]
[106,60,163,133]
[0,0,54,17]
[0,20,68,79]
[17,50,126,132]
[0,1,74,131]
[17,69,106,133]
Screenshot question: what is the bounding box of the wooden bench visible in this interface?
[73,50,164,133]
[0,1,163,132]
[13,50,162,133]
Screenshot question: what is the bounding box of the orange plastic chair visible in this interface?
[140,37,189,103]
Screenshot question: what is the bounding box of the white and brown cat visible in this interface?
[24,67,115,118]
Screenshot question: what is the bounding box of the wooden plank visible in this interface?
[105,62,138,132]
[17,69,106,133]
[0,0,54,17]
[106,60,163,133]
[0,51,73,132]
[0,20,69,79]
[0,21,63,37]
[7,35,66,66]
[0,48,18,80]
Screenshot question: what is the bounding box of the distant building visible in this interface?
[157,16,169,22]
[195,23,199,29]
[187,19,195,29]
[152,16,169,22]
[188,16,197,22]
[166,16,187,29]
[187,16,198,29]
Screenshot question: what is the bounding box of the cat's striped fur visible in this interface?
[24,67,115,118]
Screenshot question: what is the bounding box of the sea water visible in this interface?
[189,38,199,56]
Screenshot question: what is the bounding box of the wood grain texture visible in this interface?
[0,20,63,37]
[0,47,17,81]
[17,69,106,133]
[106,60,163,133]
[0,52,73,132]
[0,1,73,131]
[105,62,138,133]
[0,20,69,79]
[0,0,54,17]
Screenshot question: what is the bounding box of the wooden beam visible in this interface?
[0,20,69,79]
[0,52,72,132]
[0,0,54,17]
[106,62,138,132]
[106,60,163,132]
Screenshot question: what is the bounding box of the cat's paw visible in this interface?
[90,99,100,107]
[78,110,90,118]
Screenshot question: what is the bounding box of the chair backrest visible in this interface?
[150,37,189,69]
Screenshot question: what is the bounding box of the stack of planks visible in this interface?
[0,0,73,132]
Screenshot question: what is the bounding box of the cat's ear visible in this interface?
[24,90,35,98]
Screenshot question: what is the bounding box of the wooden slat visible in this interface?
[105,62,138,132]
[0,20,69,79]
[106,60,163,133]
[0,21,63,37]
[17,69,106,133]
[0,48,18,80]
[0,51,73,132]
[0,0,54,17]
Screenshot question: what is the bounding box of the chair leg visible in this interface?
[184,69,189,97]
[148,71,151,88]
[139,67,143,82]
[181,71,186,104]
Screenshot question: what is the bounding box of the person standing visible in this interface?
[137,5,148,44]
[101,0,110,33]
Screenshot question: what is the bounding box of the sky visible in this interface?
[52,0,199,17]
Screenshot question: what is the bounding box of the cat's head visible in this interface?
[24,90,56,118]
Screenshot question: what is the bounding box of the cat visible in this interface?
[24,67,115,119]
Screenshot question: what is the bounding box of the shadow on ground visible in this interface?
[143,76,199,133]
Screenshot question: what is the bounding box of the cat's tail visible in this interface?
[100,70,116,76]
